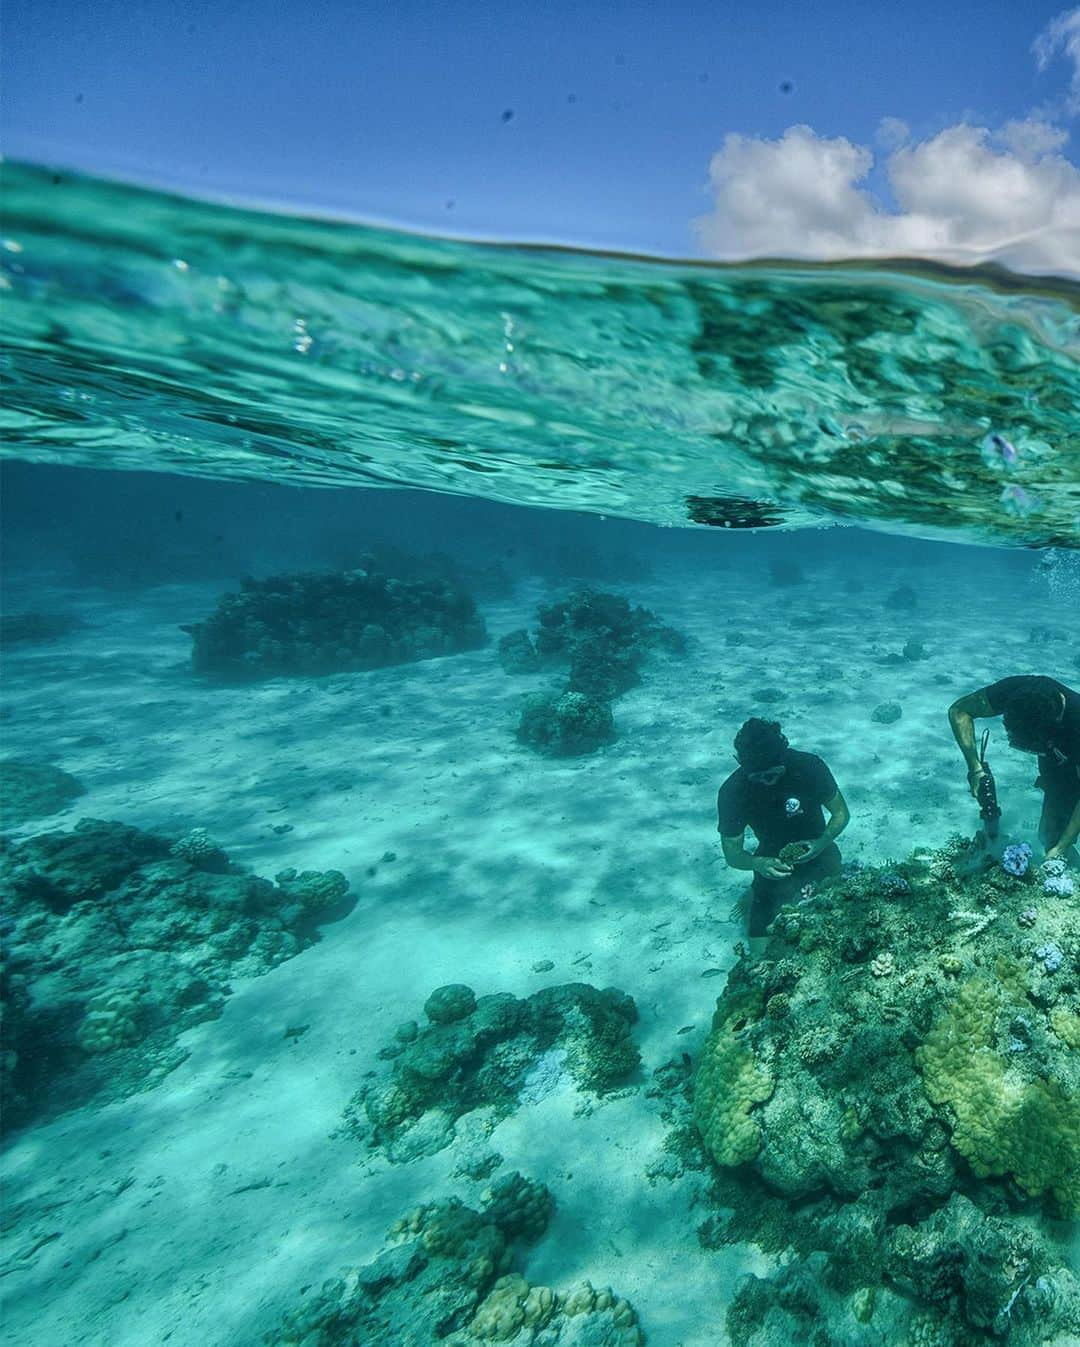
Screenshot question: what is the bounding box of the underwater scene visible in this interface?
[2,165,1080,1347]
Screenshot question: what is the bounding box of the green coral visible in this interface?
[694,997,774,1168]
[916,975,1080,1212]
[1051,1005,1080,1049]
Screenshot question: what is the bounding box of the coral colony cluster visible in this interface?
[267,1173,644,1347]
[646,833,1080,1346]
[1,820,350,1127]
[498,587,686,755]
[1002,842,1034,877]
[183,564,488,679]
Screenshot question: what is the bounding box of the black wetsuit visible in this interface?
[717,749,842,937]
[985,675,1080,848]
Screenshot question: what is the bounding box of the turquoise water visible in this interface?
[1,165,1079,1347]
[2,161,1078,547]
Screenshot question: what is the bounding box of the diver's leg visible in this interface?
[1040,782,1080,862]
[748,871,800,941]
[1039,790,1058,850]
[1039,784,1068,851]
[747,875,779,940]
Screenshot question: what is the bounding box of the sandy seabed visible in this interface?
[1,549,1076,1347]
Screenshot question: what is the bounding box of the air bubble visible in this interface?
[980,432,1018,469]
[999,484,1040,518]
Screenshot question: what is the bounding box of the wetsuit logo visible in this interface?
[785,797,803,816]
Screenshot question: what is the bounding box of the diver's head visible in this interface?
[1002,684,1066,754]
[735,717,790,785]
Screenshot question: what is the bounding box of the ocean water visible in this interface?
[1,165,1079,1347]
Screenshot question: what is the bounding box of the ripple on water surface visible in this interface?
[1,162,1078,547]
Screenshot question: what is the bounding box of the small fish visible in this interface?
[676,1024,695,1035]
[701,968,724,978]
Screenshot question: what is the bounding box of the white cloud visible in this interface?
[876,117,910,151]
[1033,6,1080,113]
[695,118,1080,276]
[998,116,1069,159]
[695,10,1080,276]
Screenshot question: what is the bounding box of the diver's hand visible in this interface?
[753,855,792,880]
[793,837,826,864]
[967,765,987,799]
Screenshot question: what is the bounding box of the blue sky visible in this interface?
[4,0,1079,261]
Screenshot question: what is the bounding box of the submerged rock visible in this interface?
[425,983,479,1024]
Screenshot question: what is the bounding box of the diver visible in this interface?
[949,675,1080,863]
[717,717,850,945]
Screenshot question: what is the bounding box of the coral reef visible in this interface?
[169,826,228,869]
[516,690,616,757]
[1002,843,1033,877]
[183,565,487,679]
[345,982,639,1163]
[498,628,542,675]
[532,588,685,679]
[688,842,1080,1345]
[871,701,903,724]
[1041,859,1075,899]
[0,819,351,1128]
[0,759,85,829]
[266,1176,644,1346]
[502,588,684,756]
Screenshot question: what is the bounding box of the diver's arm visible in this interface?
[721,832,791,879]
[797,791,849,861]
[948,690,998,793]
[824,790,850,841]
[1046,797,1080,861]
